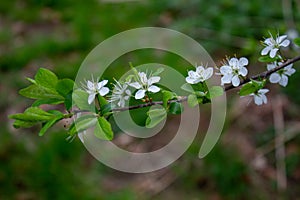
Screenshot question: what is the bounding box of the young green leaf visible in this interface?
[74,116,98,133]
[12,120,38,128]
[169,102,184,114]
[162,90,175,108]
[239,82,257,96]
[32,98,64,107]
[9,107,55,122]
[35,68,58,89]
[208,86,224,99]
[19,84,64,100]
[145,108,167,128]
[56,78,74,97]
[181,83,194,93]
[39,115,64,136]
[187,94,198,107]
[94,117,114,140]
[258,56,277,63]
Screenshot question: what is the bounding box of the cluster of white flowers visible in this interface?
[83,71,162,107]
[82,34,296,108]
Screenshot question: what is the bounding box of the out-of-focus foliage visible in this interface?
[2,0,300,199]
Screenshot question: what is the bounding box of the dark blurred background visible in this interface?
[1,0,300,199]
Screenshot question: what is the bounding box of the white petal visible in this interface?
[279,75,288,87]
[259,89,269,94]
[270,48,279,58]
[220,65,232,75]
[148,76,161,85]
[148,85,160,93]
[276,35,287,43]
[204,67,213,80]
[267,63,276,70]
[98,80,108,89]
[239,57,248,66]
[221,74,232,85]
[231,75,240,87]
[88,93,96,104]
[280,39,290,47]
[87,80,94,90]
[196,66,205,74]
[264,38,273,45]
[284,65,296,76]
[261,46,271,56]
[118,99,125,107]
[239,67,248,76]
[99,87,109,96]
[129,82,142,89]
[186,77,197,84]
[138,72,147,84]
[269,73,281,83]
[254,95,263,105]
[125,89,131,96]
[135,90,146,99]
[261,94,267,104]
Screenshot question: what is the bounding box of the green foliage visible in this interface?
[294,38,300,47]
[239,80,265,96]
[187,94,198,107]
[168,102,184,114]
[145,108,167,128]
[207,86,224,99]
[162,90,176,108]
[94,117,114,140]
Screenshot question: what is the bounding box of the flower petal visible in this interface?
[254,95,263,105]
[239,57,248,66]
[279,75,288,87]
[129,82,142,89]
[135,89,146,99]
[280,39,290,47]
[239,67,248,77]
[88,93,96,104]
[270,48,279,58]
[231,75,240,87]
[186,77,196,84]
[276,35,287,43]
[220,65,232,75]
[204,67,213,80]
[87,80,94,90]
[99,87,109,96]
[267,63,276,70]
[261,46,271,56]
[98,80,108,89]
[148,85,160,93]
[148,76,161,85]
[269,73,281,83]
[221,74,232,85]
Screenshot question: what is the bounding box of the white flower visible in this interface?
[110,80,131,107]
[129,72,161,99]
[84,78,109,104]
[267,62,296,87]
[261,34,290,58]
[219,57,248,87]
[250,89,269,106]
[185,66,213,84]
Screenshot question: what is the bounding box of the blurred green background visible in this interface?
[1,0,300,199]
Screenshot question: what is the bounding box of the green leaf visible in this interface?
[162,90,175,108]
[145,108,167,128]
[239,80,265,96]
[19,84,63,100]
[32,98,64,107]
[94,117,114,140]
[12,120,37,128]
[101,103,113,116]
[39,115,64,136]
[181,83,194,93]
[239,82,257,96]
[187,94,198,107]
[55,78,74,97]
[258,56,277,63]
[97,95,108,109]
[152,67,164,76]
[294,38,300,47]
[72,89,95,111]
[74,116,98,133]
[169,102,184,114]
[35,68,58,89]
[9,107,54,122]
[208,86,224,99]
